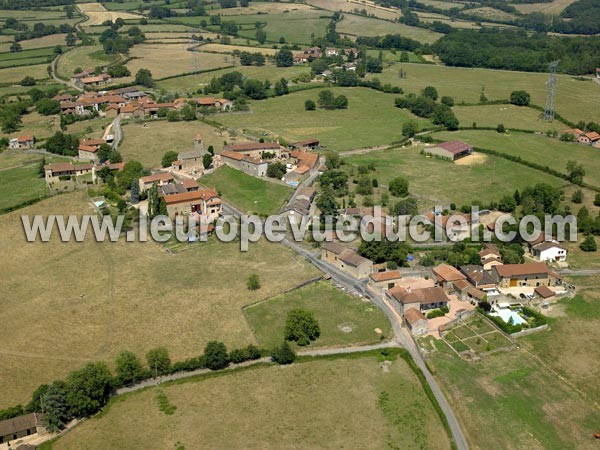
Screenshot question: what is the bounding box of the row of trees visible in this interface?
[395,86,458,130]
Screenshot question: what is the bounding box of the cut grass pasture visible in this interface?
[211,2,318,15]
[514,0,578,14]
[522,290,600,402]
[0,63,50,82]
[336,14,443,43]
[78,2,142,26]
[306,0,400,20]
[126,44,233,80]
[118,120,236,168]
[367,48,424,63]
[49,355,451,450]
[198,43,278,56]
[7,111,60,141]
[244,281,391,349]
[427,344,600,450]
[432,129,600,188]
[0,191,318,407]
[0,34,73,53]
[155,63,309,93]
[451,104,564,132]
[201,165,292,216]
[343,144,564,207]
[468,6,518,21]
[216,87,431,151]
[0,164,47,211]
[371,62,600,124]
[56,45,120,79]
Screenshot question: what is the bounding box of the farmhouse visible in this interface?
[459,265,497,291]
[80,73,111,87]
[425,211,477,240]
[139,172,175,192]
[192,97,233,111]
[8,135,34,149]
[325,47,340,57]
[577,131,600,145]
[479,244,503,270]
[44,162,94,183]
[387,286,449,316]
[163,187,221,220]
[530,240,567,262]
[78,144,99,160]
[119,103,144,119]
[220,150,269,177]
[289,138,320,151]
[425,141,473,161]
[171,150,204,174]
[369,269,403,291]
[280,187,316,222]
[70,68,94,83]
[223,141,282,158]
[433,264,467,293]
[0,413,45,445]
[293,53,310,64]
[492,262,561,288]
[320,242,373,279]
[160,179,200,196]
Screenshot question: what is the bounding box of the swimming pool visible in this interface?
[491,308,527,326]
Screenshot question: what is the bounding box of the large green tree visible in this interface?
[204,341,230,370]
[284,309,321,346]
[65,362,113,418]
[115,351,145,386]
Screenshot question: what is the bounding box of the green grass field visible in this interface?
[425,342,600,449]
[118,120,235,168]
[156,63,309,93]
[522,290,600,402]
[201,166,292,216]
[433,129,600,188]
[343,144,564,207]
[0,64,50,82]
[244,281,391,349]
[336,14,443,43]
[369,62,600,124]
[56,45,120,79]
[451,104,564,132]
[217,87,430,151]
[0,192,318,407]
[48,354,451,450]
[0,164,47,211]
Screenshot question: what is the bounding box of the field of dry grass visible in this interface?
[0,64,49,82]
[199,43,278,55]
[0,34,74,53]
[126,45,233,80]
[56,45,119,79]
[336,14,442,43]
[212,2,317,15]
[78,2,141,25]
[51,355,451,450]
[0,192,319,407]
[307,0,400,20]
[514,0,578,14]
[119,120,246,168]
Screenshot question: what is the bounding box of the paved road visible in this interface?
[281,237,469,450]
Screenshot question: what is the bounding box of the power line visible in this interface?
[542,60,559,122]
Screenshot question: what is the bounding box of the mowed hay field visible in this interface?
[0,34,72,53]
[126,45,233,80]
[56,45,119,79]
[78,2,141,25]
[371,63,600,124]
[245,282,392,349]
[119,120,239,168]
[306,0,400,20]
[211,2,318,15]
[217,87,431,151]
[343,145,564,206]
[522,287,600,402]
[201,166,293,216]
[425,341,600,450]
[0,64,49,82]
[433,129,600,188]
[514,0,578,14]
[0,192,318,407]
[336,14,442,43]
[51,355,452,450]
[451,104,564,132]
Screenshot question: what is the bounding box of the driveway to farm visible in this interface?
[50,54,83,92]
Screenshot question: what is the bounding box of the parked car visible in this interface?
[519,293,527,299]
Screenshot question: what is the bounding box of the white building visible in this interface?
[531,241,567,262]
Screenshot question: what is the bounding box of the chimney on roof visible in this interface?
[406,286,411,293]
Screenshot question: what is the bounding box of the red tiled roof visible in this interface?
[78,144,98,153]
[224,142,281,152]
[433,264,466,282]
[370,270,402,282]
[535,285,555,298]
[163,188,218,205]
[434,141,473,154]
[493,262,549,278]
[141,173,174,184]
[17,135,34,143]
